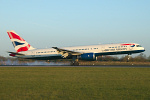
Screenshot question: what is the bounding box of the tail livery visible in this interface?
[7,30,35,52]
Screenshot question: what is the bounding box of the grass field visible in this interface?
[0,67,150,100]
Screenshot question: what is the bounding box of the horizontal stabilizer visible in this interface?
[7,51,25,56]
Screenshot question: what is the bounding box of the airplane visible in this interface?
[7,30,145,65]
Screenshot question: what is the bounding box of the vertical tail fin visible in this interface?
[7,30,36,52]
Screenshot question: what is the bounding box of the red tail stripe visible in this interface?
[7,32,25,41]
[7,32,12,39]
[17,44,30,52]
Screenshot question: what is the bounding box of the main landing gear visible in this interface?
[71,56,79,66]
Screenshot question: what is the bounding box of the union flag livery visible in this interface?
[7,31,35,52]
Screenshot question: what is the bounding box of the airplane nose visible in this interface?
[143,48,145,52]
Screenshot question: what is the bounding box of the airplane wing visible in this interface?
[52,47,82,58]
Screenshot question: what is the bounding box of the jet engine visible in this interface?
[80,53,97,61]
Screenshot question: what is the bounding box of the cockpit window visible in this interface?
[136,45,142,47]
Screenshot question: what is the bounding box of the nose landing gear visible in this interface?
[127,54,131,62]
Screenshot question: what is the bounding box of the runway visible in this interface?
[0,65,150,67]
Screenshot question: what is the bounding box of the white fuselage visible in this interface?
[16,43,145,60]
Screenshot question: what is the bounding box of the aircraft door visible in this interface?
[129,46,132,50]
[129,45,134,50]
[31,51,36,57]
[102,47,105,52]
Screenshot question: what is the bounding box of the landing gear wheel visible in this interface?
[71,56,79,66]
[71,61,79,66]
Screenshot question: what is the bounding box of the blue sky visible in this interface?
[0,0,150,57]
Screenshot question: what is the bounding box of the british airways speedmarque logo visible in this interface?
[131,45,135,47]
[12,41,25,47]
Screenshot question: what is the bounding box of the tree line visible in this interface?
[98,53,150,62]
[0,53,150,65]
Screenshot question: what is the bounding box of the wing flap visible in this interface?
[52,47,82,58]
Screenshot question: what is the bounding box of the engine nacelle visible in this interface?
[80,53,97,61]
